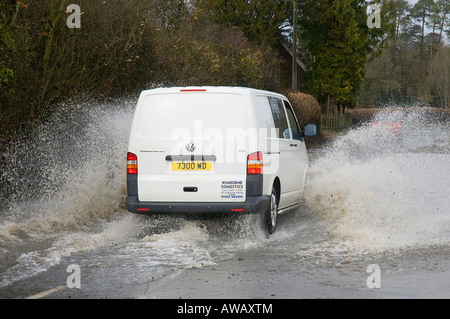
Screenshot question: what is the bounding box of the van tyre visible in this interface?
[264,187,278,235]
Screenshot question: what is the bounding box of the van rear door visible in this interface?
[132,90,251,203]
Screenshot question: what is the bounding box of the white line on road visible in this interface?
[26,285,67,299]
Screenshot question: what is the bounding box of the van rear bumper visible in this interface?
[126,195,270,214]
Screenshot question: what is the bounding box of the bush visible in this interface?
[287,92,321,128]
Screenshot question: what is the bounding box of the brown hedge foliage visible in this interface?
[287,92,321,128]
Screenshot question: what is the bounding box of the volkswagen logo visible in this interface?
[185,141,196,152]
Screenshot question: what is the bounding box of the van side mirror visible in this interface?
[303,124,317,137]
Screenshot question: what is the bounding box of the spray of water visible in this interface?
[0,99,137,241]
[0,98,148,287]
[303,108,450,253]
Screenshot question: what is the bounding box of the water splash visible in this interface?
[304,108,450,253]
[0,98,141,287]
[0,99,134,242]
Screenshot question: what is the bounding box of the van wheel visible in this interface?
[264,187,278,235]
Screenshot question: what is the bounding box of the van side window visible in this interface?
[284,101,300,140]
[268,97,289,139]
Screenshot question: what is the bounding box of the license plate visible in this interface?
[171,161,211,171]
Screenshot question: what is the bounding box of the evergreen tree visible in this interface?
[299,0,395,113]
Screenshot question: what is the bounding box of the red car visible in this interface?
[372,111,403,136]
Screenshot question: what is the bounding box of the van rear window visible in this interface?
[136,93,248,138]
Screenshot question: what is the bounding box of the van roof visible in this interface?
[140,86,286,99]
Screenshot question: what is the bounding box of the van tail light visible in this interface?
[247,152,262,174]
[127,152,137,174]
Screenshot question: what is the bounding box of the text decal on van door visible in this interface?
[220,181,244,199]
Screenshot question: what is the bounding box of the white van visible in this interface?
[126,87,316,233]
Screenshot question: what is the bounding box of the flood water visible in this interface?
[0,101,449,299]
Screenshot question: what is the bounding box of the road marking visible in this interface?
[26,285,67,299]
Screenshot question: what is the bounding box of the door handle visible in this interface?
[290,144,297,147]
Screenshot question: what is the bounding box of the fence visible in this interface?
[320,114,352,131]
